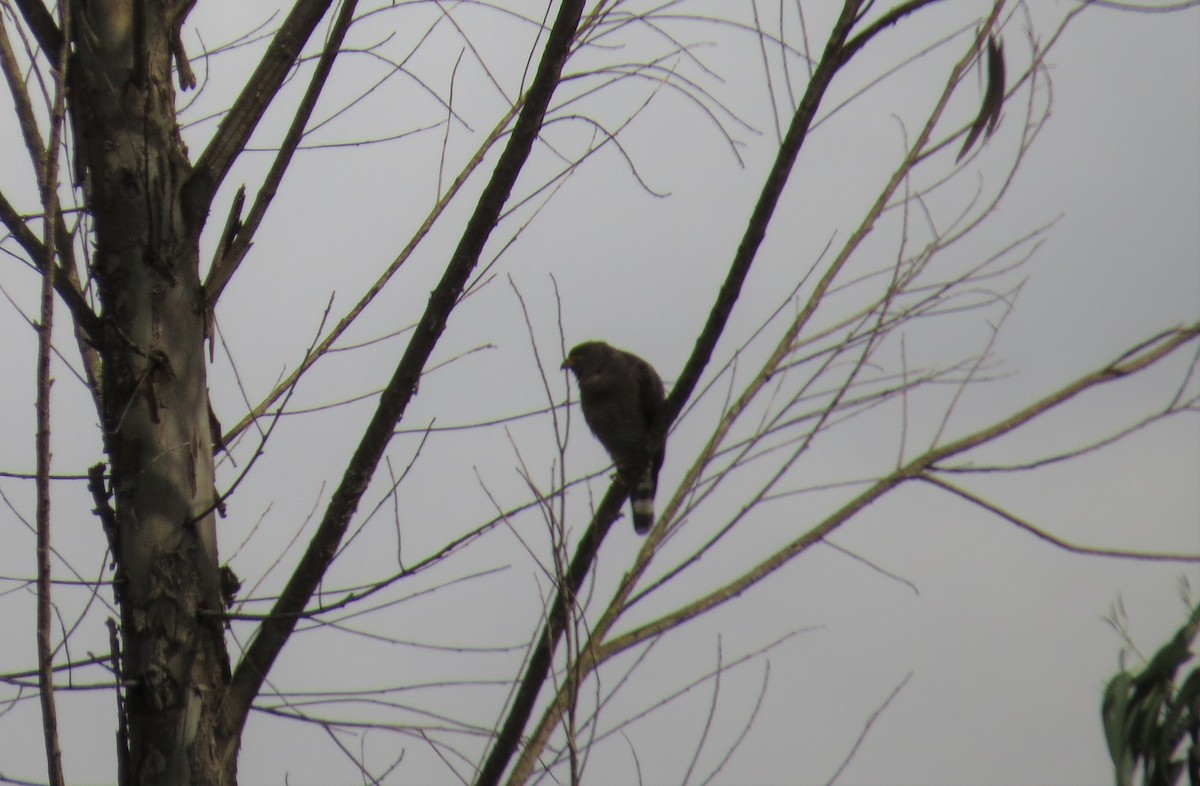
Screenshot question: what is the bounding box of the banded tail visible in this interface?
[630,465,657,534]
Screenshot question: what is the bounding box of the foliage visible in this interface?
[1104,601,1200,786]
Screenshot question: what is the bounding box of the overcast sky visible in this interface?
[1,2,1198,785]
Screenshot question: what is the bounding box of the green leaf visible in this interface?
[1105,671,1137,786]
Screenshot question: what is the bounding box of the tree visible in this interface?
[0,1,1196,784]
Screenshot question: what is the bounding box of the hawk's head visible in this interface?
[561,341,613,379]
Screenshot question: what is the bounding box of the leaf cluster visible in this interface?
[1104,603,1200,786]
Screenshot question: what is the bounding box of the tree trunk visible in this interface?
[72,1,234,782]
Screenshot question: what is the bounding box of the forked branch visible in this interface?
[477,3,872,784]
[185,0,338,227]
[204,0,361,305]
[222,0,588,746]
[604,322,1200,660]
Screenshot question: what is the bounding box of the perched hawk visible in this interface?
[561,341,666,534]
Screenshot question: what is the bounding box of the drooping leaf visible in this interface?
[957,34,1006,162]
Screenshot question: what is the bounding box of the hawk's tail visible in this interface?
[630,467,656,535]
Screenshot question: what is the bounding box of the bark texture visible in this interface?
[71,1,233,782]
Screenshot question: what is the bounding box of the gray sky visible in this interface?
[0,2,1198,784]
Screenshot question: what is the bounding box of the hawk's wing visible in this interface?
[635,360,665,430]
[634,358,666,482]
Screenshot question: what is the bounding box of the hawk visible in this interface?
[561,341,666,534]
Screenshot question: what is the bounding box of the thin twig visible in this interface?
[824,672,913,785]
[922,474,1200,562]
[224,0,590,749]
[489,5,870,782]
[33,5,71,784]
[204,0,362,303]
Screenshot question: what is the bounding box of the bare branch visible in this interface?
[34,5,71,784]
[824,672,913,785]
[482,5,908,782]
[9,0,61,64]
[204,0,361,305]
[0,191,99,339]
[0,13,99,339]
[185,0,339,227]
[921,475,1200,562]
[219,99,527,448]
[665,2,865,424]
[225,0,589,741]
[605,323,1200,658]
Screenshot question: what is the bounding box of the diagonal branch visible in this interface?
[921,474,1200,561]
[842,0,947,64]
[0,12,100,340]
[204,0,360,305]
[0,190,100,339]
[217,95,525,448]
[600,322,1200,659]
[663,1,864,423]
[10,0,62,64]
[183,0,338,229]
[503,5,1187,775]
[222,0,588,743]
[477,4,869,784]
[473,482,626,786]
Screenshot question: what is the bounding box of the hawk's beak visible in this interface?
[560,358,572,370]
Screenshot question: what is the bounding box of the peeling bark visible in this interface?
[70,1,233,782]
